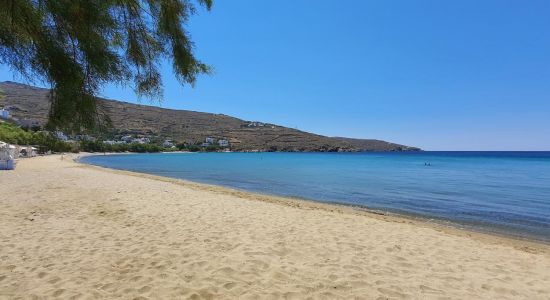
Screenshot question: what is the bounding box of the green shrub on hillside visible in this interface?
[0,122,74,152]
[79,140,164,153]
[0,122,33,145]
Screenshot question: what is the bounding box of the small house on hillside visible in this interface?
[205,137,215,144]
[103,140,125,145]
[218,139,229,147]
[54,131,69,141]
[0,108,10,119]
[121,135,133,143]
[132,137,150,144]
[163,140,175,148]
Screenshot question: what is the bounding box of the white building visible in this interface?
[246,121,265,127]
[121,135,133,143]
[218,139,229,147]
[132,137,150,144]
[163,140,175,148]
[0,108,10,119]
[54,131,69,141]
[103,140,125,145]
[205,137,215,144]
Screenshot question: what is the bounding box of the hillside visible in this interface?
[0,81,420,152]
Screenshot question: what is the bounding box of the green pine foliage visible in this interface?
[0,0,212,132]
[79,140,163,153]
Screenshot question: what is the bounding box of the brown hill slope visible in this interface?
[0,81,420,151]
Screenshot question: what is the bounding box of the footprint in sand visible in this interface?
[138,285,151,293]
[48,277,61,284]
[223,282,237,290]
[419,284,443,294]
[52,289,65,297]
[377,287,408,298]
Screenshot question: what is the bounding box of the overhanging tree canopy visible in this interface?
[0,0,212,132]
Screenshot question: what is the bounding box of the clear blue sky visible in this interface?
[1,0,550,150]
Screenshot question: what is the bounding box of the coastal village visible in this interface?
[1,105,231,170]
[1,91,421,172]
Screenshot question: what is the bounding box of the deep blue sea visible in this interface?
[81,152,550,241]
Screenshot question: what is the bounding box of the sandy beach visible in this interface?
[1,155,549,299]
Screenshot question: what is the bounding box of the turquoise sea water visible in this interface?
[81,152,550,241]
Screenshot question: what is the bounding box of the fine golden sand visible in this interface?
[1,155,549,299]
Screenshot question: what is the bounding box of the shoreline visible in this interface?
[2,154,550,299]
[77,152,550,248]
